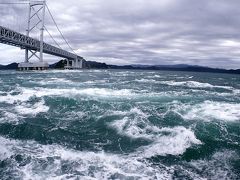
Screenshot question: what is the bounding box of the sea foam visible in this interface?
[177,101,240,122]
[160,80,233,90]
[14,99,49,116]
[109,108,201,157]
[0,136,172,180]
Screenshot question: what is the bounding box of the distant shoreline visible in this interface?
[0,60,240,75]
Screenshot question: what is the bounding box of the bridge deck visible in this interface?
[0,26,82,60]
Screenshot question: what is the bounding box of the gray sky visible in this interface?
[1,0,240,69]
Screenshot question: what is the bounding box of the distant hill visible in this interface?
[0,63,18,70]
[49,60,66,69]
[110,63,240,74]
[0,60,239,74]
[132,64,196,68]
[86,61,108,69]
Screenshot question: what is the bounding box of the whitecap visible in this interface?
[0,86,192,107]
[0,88,36,104]
[0,136,173,180]
[14,99,49,116]
[176,101,240,122]
[160,80,233,90]
[135,79,157,83]
[0,87,134,104]
[83,80,108,84]
[137,126,202,158]
[108,108,201,157]
[0,110,20,123]
[189,150,238,180]
[33,78,74,85]
[233,89,240,95]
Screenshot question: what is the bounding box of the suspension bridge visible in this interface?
[0,0,84,70]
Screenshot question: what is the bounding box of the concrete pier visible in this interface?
[64,59,83,69]
[18,62,49,71]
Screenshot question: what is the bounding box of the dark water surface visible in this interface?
[0,70,239,179]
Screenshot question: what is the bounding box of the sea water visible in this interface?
[0,69,239,179]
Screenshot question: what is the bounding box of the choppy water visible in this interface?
[0,69,239,180]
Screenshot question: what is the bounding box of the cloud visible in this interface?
[0,0,240,69]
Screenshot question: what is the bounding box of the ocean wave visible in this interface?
[0,88,135,104]
[0,110,20,124]
[39,69,85,74]
[0,136,172,180]
[0,87,187,105]
[109,108,201,157]
[137,127,202,158]
[30,78,108,86]
[160,80,234,90]
[233,89,240,95]
[175,101,240,122]
[14,99,49,116]
[0,88,37,104]
[33,78,74,85]
[154,75,161,78]
[83,80,108,84]
[189,151,239,180]
[135,79,158,83]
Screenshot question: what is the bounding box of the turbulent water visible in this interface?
[0,69,239,180]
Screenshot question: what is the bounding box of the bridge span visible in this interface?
[0,0,83,70]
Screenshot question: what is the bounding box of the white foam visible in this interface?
[0,87,136,105]
[190,151,238,180]
[39,69,84,74]
[160,80,233,90]
[233,89,240,95]
[83,80,108,84]
[114,71,136,77]
[0,85,190,107]
[75,88,133,97]
[109,108,201,157]
[15,99,49,116]
[154,75,161,78]
[0,136,173,180]
[108,108,151,139]
[137,127,202,158]
[177,101,240,122]
[34,78,74,85]
[0,88,37,104]
[135,79,157,83]
[0,137,14,160]
[0,110,20,123]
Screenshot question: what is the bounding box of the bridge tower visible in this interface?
[19,0,48,70]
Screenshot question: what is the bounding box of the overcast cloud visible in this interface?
[1,0,240,69]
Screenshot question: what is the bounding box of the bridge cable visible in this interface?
[29,5,62,49]
[46,4,77,55]
[44,26,62,49]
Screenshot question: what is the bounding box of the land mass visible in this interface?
[0,60,239,74]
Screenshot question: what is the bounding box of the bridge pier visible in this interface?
[65,58,83,69]
[18,62,49,71]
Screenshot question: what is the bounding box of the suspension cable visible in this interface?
[44,26,62,49]
[46,4,77,55]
